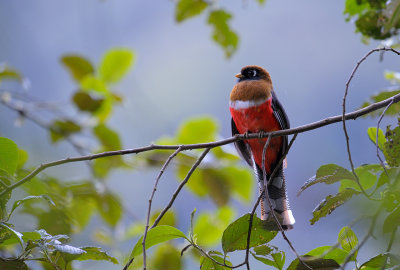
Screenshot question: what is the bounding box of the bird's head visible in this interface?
[235,65,271,83]
[230,65,273,102]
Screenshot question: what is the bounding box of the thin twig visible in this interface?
[260,135,311,269]
[142,147,182,270]
[376,98,394,175]
[342,47,400,199]
[244,135,272,270]
[150,148,211,228]
[191,243,246,269]
[122,258,134,270]
[2,93,400,198]
[243,135,298,269]
[0,97,89,154]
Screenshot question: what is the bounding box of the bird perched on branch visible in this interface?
[229,65,295,230]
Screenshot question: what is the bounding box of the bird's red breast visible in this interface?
[230,98,282,174]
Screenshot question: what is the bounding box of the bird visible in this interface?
[229,65,295,230]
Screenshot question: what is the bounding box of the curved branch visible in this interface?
[342,47,400,198]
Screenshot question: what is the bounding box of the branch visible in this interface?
[342,47,400,198]
[2,92,399,198]
[260,135,311,269]
[150,148,211,228]
[142,146,182,270]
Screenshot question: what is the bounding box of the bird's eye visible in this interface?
[248,70,257,77]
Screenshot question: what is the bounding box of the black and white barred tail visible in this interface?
[254,164,295,230]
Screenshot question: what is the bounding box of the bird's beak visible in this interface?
[235,73,243,79]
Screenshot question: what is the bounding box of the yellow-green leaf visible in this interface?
[129,225,187,259]
[0,137,19,175]
[367,127,386,150]
[99,49,134,84]
[175,0,208,22]
[61,55,94,82]
[207,10,239,58]
[176,116,218,144]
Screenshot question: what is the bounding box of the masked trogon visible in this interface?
[229,65,295,230]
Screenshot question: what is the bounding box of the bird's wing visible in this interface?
[231,118,253,167]
[271,90,290,153]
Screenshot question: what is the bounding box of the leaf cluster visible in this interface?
[344,0,400,40]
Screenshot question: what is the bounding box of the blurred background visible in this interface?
[0,0,399,269]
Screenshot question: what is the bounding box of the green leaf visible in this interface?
[0,170,13,220]
[61,55,94,82]
[16,148,28,170]
[310,189,360,225]
[339,164,382,192]
[62,246,118,264]
[200,251,232,270]
[207,10,239,58]
[221,213,277,254]
[0,258,28,270]
[287,244,352,269]
[299,164,355,195]
[367,127,386,150]
[0,137,19,175]
[344,0,370,19]
[0,222,24,249]
[338,226,358,259]
[129,225,187,259]
[361,90,400,117]
[9,195,55,218]
[177,116,218,144]
[193,206,235,246]
[251,245,285,270]
[175,0,208,22]
[95,192,123,227]
[72,91,104,112]
[1,231,41,246]
[49,120,81,143]
[305,246,350,264]
[287,256,340,270]
[99,49,134,84]
[383,206,400,233]
[384,123,400,167]
[360,252,400,269]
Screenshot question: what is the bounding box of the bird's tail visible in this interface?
[255,165,295,230]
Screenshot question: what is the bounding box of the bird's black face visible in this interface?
[239,67,260,81]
